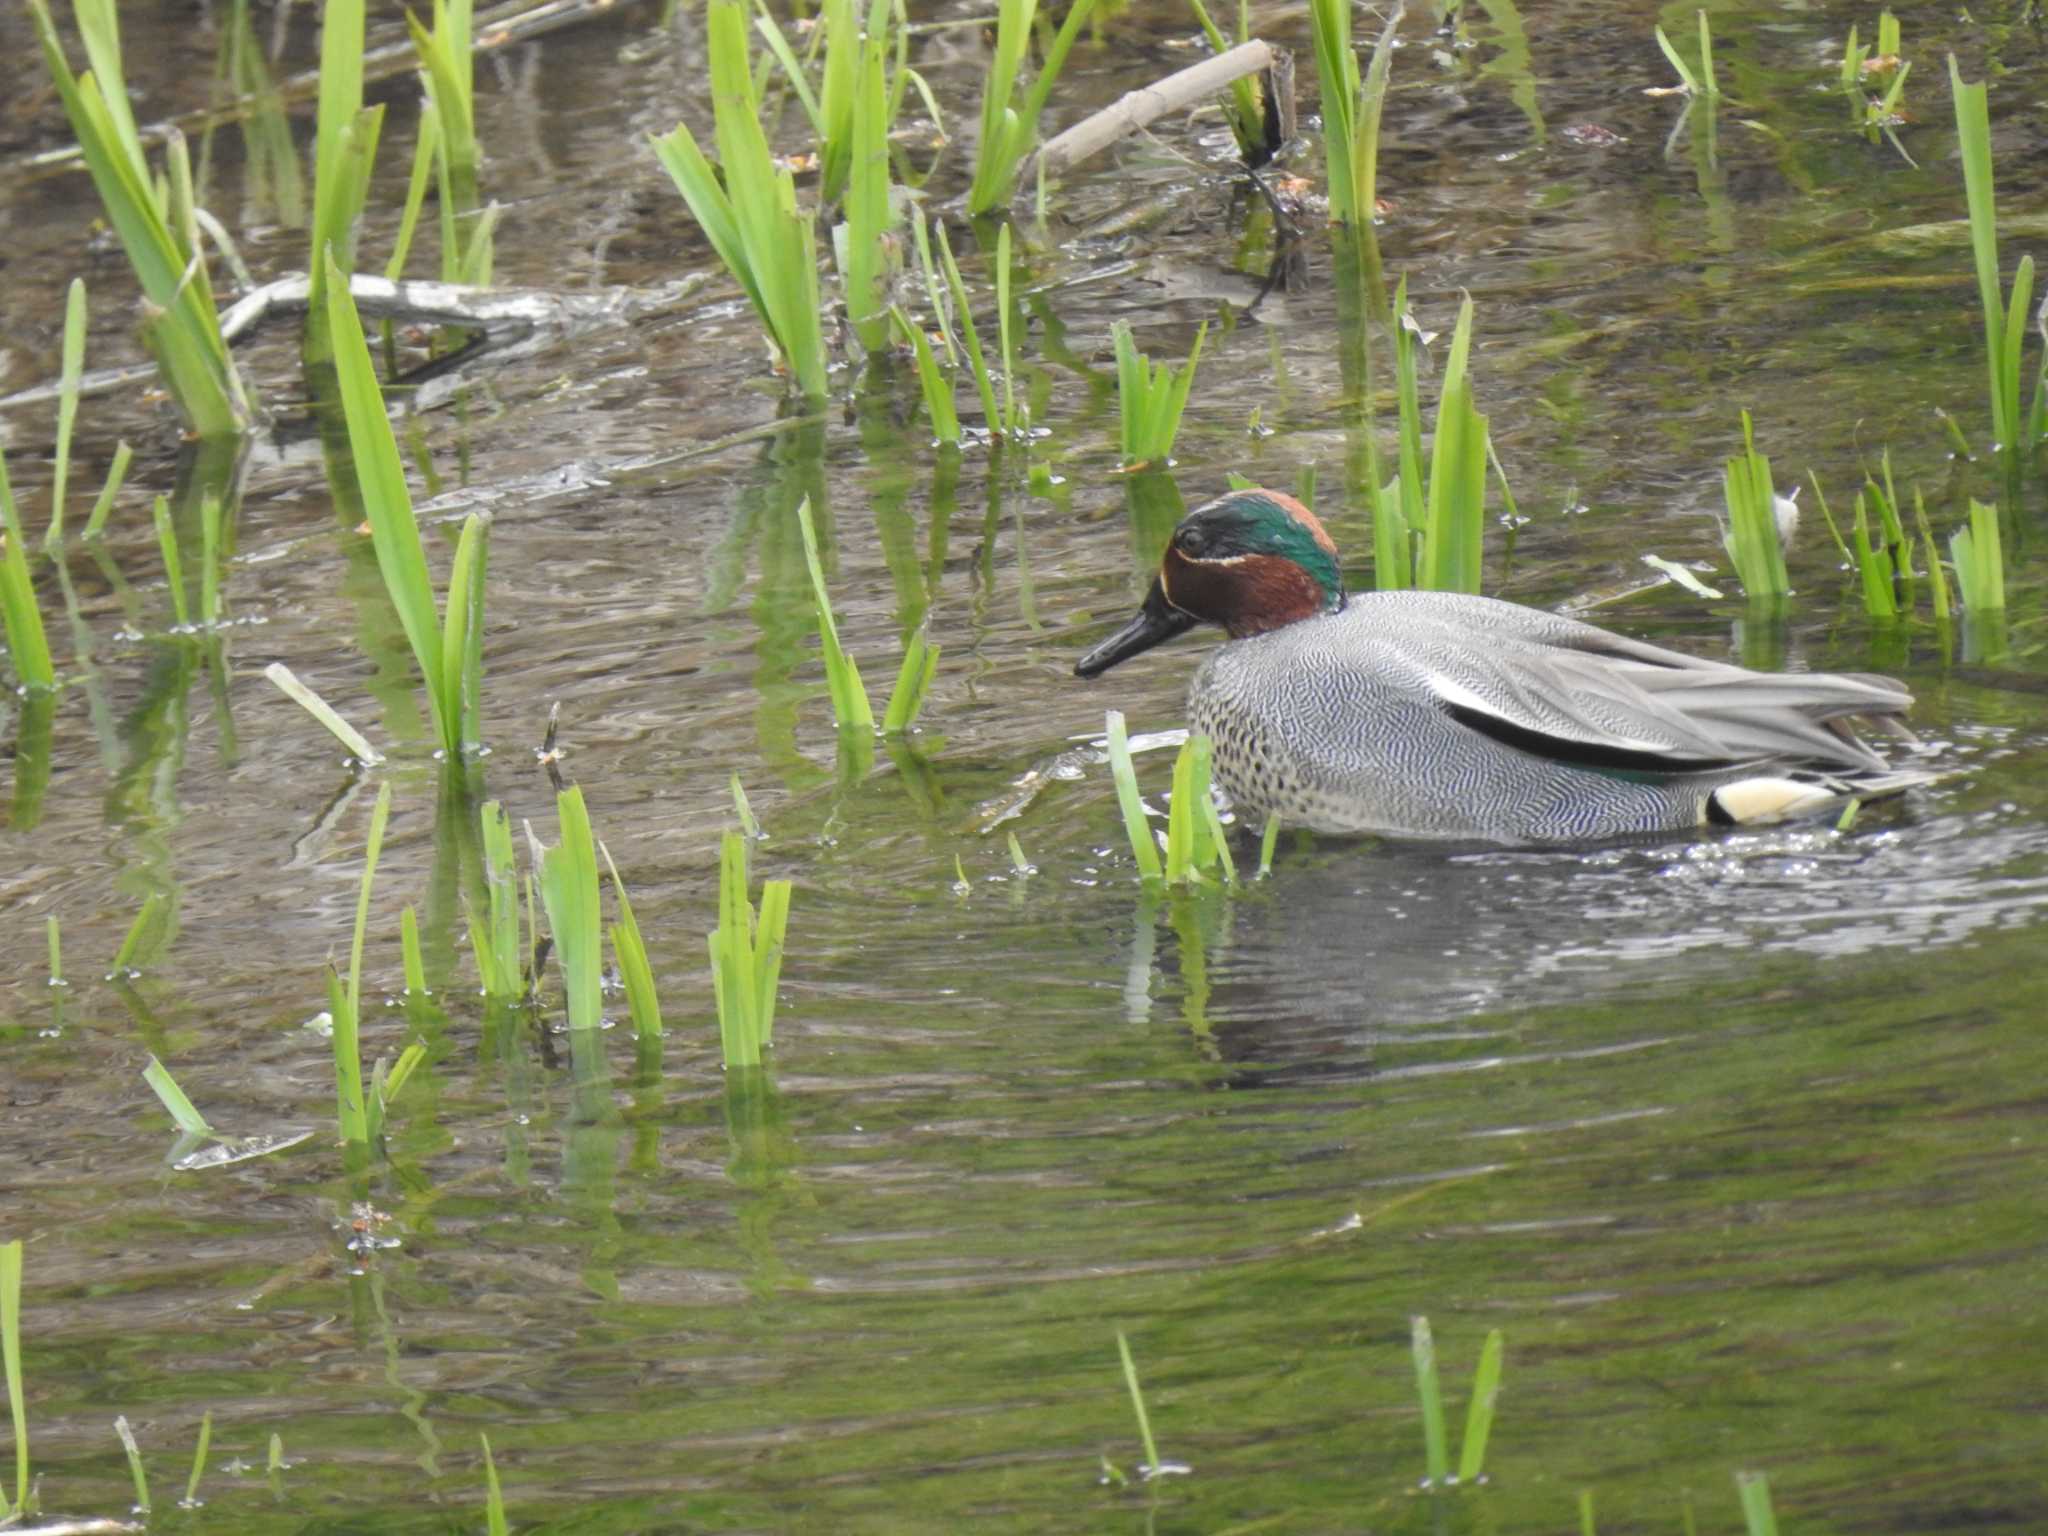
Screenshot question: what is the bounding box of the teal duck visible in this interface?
[1075,488,1934,842]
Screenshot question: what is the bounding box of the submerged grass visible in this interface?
[325,251,488,760]
[708,824,792,1069]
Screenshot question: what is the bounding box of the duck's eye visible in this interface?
[1176,529,1207,557]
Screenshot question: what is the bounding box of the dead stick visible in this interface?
[1026,40,1277,183]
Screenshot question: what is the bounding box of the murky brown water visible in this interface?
[4,0,2047,1530]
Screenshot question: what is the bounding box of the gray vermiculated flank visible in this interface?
[1187,590,1920,841]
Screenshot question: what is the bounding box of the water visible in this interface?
[3,0,2047,1530]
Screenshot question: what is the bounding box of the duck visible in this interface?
[1074,488,1935,843]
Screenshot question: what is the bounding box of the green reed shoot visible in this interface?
[1458,1328,1504,1482]
[115,1416,150,1515]
[1737,1471,1780,1536]
[796,496,874,735]
[1306,0,1397,227]
[1258,817,1280,877]
[966,0,1099,215]
[1417,294,1489,594]
[891,306,961,444]
[1849,488,1898,620]
[1007,832,1033,875]
[601,841,663,1042]
[182,1411,211,1509]
[143,1055,213,1138]
[1951,57,2036,483]
[328,781,391,1144]
[309,0,382,321]
[1654,11,1719,99]
[1410,1316,1505,1487]
[468,800,524,998]
[482,1434,508,1536]
[401,905,426,994]
[1113,320,1208,468]
[0,451,55,691]
[1843,13,1911,153]
[1840,11,1901,93]
[81,442,133,541]
[1579,1488,1597,1535]
[1915,490,1952,623]
[535,785,603,1031]
[1186,0,1263,159]
[652,0,828,397]
[263,662,385,765]
[882,627,941,733]
[1115,1330,1165,1477]
[325,252,489,760]
[935,222,1014,438]
[41,279,87,550]
[407,0,479,218]
[29,0,250,437]
[836,14,897,355]
[46,916,61,986]
[110,891,169,977]
[1721,412,1788,601]
[1950,499,2005,612]
[151,495,189,628]
[709,830,792,1069]
[1164,735,1236,887]
[1103,710,1165,883]
[3,1238,27,1518]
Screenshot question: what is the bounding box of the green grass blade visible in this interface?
[182,1410,211,1507]
[892,306,961,444]
[401,905,426,995]
[1412,1315,1450,1487]
[114,1415,149,1516]
[81,441,133,540]
[2,1239,25,1515]
[0,452,56,691]
[882,628,940,733]
[1456,1329,1504,1483]
[1654,25,1700,95]
[537,785,604,1030]
[151,494,188,628]
[482,1433,508,1536]
[1115,1330,1163,1475]
[110,891,169,977]
[936,223,1002,434]
[795,496,875,734]
[1914,490,1952,623]
[44,278,88,548]
[142,1055,212,1137]
[601,841,663,1042]
[1258,816,1280,877]
[1104,710,1164,883]
[1736,1471,1780,1536]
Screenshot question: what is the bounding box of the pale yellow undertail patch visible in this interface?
[1707,777,1842,825]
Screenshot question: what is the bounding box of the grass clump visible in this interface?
[325,251,489,760]
[29,0,251,436]
[1841,11,1910,156]
[467,800,526,1000]
[1721,411,1789,603]
[1113,320,1208,469]
[708,825,792,1069]
[652,0,828,398]
[1102,715,1235,888]
[1185,0,1265,161]
[1306,0,1398,228]
[966,0,1100,215]
[1950,499,2005,613]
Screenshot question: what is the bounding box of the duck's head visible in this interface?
[1074,489,1344,678]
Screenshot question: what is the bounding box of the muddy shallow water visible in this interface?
[4,0,2048,1530]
